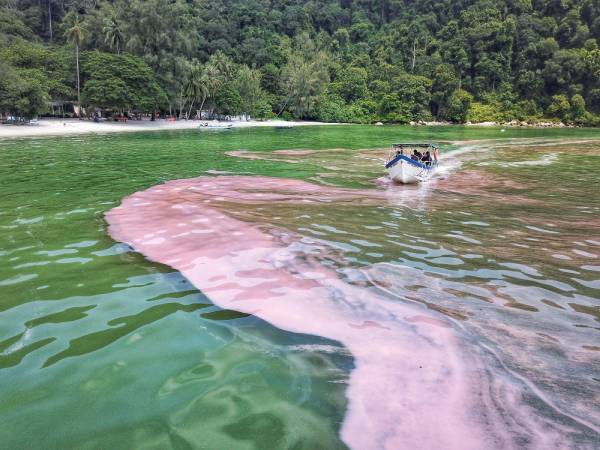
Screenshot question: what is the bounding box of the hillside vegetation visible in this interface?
[2,0,600,124]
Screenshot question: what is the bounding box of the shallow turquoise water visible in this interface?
[1,125,599,448]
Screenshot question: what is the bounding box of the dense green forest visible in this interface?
[2,0,600,124]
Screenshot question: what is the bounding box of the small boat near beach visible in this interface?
[385,143,439,184]
[199,122,233,130]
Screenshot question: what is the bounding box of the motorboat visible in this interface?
[385,143,439,184]
[199,122,233,130]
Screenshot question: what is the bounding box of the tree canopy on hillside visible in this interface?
[1,0,600,124]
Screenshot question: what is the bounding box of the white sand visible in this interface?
[0,118,335,138]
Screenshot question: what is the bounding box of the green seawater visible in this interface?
[1,125,600,449]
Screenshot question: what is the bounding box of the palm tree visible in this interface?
[204,63,223,118]
[185,65,209,119]
[209,51,235,81]
[64,13,84,113]
[204,64,222,95]
[103,16,124,54]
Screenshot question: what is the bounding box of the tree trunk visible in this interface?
[276,97,290,117]
[196,97,207,119]
[76,44,81,115]
[411,38,417,72]
[48,0,53,42]
[379,0,386,25]
[187,99,195,120]
[178,89,184,119]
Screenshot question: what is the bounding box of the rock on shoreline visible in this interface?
[406,119,574,128]
[465,120,574,128]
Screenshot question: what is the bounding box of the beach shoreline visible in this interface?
[1,118,584,140]
[0,118,336,138]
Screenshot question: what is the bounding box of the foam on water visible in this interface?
[106,175,597,449]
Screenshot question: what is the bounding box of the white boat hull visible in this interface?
[199,122,233,130]
[387,160,434,184]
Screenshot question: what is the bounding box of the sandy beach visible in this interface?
[0,118,335,138]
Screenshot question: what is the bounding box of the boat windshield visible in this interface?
[388,144,438,166]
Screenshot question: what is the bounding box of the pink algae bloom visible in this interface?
[106,176,577,450]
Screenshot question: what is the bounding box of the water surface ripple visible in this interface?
[1,127,599,449]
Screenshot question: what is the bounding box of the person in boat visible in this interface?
[411,149,422,161]
[422,151,432,165]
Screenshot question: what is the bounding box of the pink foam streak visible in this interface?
[105,176,563,449]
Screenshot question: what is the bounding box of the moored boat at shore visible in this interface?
[385,143,439,184]
[199,121,233,130]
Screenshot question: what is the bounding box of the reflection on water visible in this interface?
[1,127,599,448]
